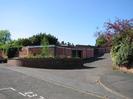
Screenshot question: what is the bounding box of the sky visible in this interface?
[0,0,133,45]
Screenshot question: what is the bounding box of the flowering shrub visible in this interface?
[96,18,133,68]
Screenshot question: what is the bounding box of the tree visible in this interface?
[16,38,32,46]
[0,30,11,44]
[41,37,50,57]
[95,33,107,46]
[29,33,59,46]
[10,33,59,47]
[96,18,133,67]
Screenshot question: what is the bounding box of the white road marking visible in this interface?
[24,92,38,98]
[0,87,12,91]
[18,92,26,96]
[10,88,16,91]
[0,87,45,99]
[39,96,45,99]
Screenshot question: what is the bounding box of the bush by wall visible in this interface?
[111,36,133,68]
[95,18,133,69]
[8,58,83,69]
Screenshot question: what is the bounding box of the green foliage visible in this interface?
[13,33,59,47]
[96,18,133,68]
[111,41,133,67]
[0,30,11,44]
[96,34,107,46]
[17,38,32,46]
[6,47,20,58]
[41,37,50,57]
[0,30,59,59]
[29,33,59,46]
[111,33,133,67]
[46,34,59,45]
[0,43,22,58]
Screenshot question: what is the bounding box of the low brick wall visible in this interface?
[8,58,83,69]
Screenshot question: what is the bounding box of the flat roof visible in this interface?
[23,45,94,49]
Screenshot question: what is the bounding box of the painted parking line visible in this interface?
[18,92,26,97]
[0,87,13,91]
[10,87,16,91]
[17,91,46,99]
[0,87,46,99]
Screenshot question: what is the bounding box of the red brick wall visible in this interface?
[19,47,55,58]
[48,48,55,57]
[80,48,94,59]
[56,47,72,58]
[8,58,83,68]
[56,47,65,58]
[82,48,86,58]
[0,50,7,58]
[19,47,28,57]
[19,46,94,59]
[65,48,72,58]
[97,48,106,55]
[29,48,42,56]
[0,50,3,58]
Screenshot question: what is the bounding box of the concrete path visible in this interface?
[0,54,129,99]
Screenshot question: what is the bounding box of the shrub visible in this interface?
[96,18,133,68]
[111,37,133,68]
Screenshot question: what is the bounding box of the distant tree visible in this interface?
[0,30,11,44]
[16,38,32,46]
[8,33,59,47]
[95,33,107,46]
[29,33,46,45]
[29,33,59,46]
[61,41,65,45]
[67,42,72,46]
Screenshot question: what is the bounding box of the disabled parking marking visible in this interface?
[20,91,37,97]
[0,87,46,99]
[17,91,46,99]
[18,92,26,96]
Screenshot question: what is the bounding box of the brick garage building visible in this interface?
[96,41,112,55]
[19,45,94,59]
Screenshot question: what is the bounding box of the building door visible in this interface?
[72,50,82,58]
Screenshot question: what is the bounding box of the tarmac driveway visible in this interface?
[0,54,127,99]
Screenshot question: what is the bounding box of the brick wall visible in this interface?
[19,47,28,57]
[56,47,65,58]
[29,47,42,56]
[19,47,55,58]
[82,48,94,58]
[0,50,6,58]
[19,46,95,59]
[55,47,72,58]
[0,50,3,58]
[96,48,106,56]
[65,48,72,58]
[8,58,83,68]
[86,48,94,58]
